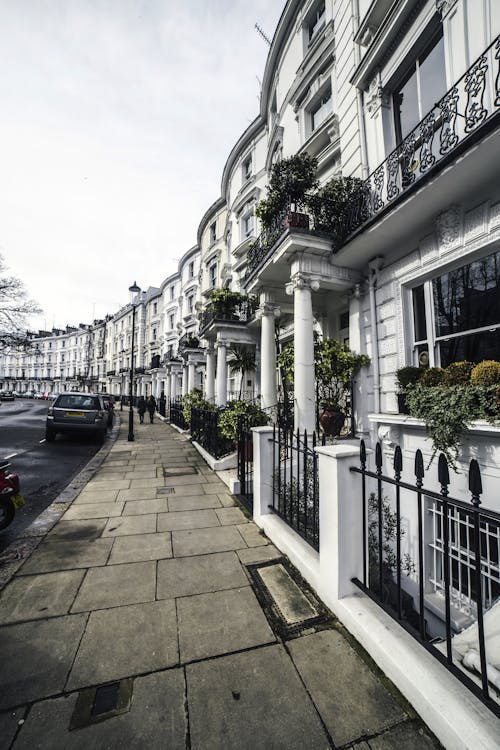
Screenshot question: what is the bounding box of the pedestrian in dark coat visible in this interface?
[147,395,157,423]
[137,396,146,424]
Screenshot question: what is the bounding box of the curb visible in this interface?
[0,415,122,591]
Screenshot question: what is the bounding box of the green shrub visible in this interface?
[181,389,215,427]
[471,360,500,386]
[420,367,445,386]
[218,401,269,441]
[442,361,474,386]
[395,366,424,392]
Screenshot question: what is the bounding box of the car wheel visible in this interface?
[45,428,56,442]
[0,499,15,530]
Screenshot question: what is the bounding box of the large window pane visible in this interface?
[439,329,500,367]
[419,34,446,115]
[433,251,500,336]
[394,69,419,140]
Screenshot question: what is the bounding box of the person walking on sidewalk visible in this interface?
[147,394,157,423]
[137,395,146,424]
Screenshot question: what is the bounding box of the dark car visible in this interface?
[45,392,107,443]
[99,394,115,428]
[0,392,15,402]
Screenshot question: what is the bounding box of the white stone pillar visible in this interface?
[205,346,216,403]
[188,359,196,393]
[286,272,319,432]
[165,371,172,401]
[258,302,279,410]
[182,364,188,396]
[215,339,227,407]
[252,426,276,525]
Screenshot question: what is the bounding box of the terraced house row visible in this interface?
[1,1,500,743]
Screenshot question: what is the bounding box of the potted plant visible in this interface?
[255,153,318,232]
[209,289,249,319]
[405,360,500,468]
[227,345,256,399]
[395,366,424,414]
[277,337,370,437]
[306,175,368,248]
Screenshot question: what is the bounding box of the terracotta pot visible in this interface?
[284,211,310,230]
[319,408,345,437]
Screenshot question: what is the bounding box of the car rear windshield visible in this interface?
[56,395,101,410]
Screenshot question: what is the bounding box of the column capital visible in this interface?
[285,272,320,296]
[436,0,457,18]
[256,302,280,319]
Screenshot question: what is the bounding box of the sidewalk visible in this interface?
[0,417,440,749]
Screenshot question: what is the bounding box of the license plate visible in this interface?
[65,411,85,417]
[11,493,25,509]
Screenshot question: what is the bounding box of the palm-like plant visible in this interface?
[227,345,256,398]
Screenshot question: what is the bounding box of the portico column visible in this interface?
[286,272,319,432]
[165,371,172,401]
[205,346,216,403]
[215,338,227,407]
[258,301,279,410]
[188,358,196,393]
[182,364,189,396]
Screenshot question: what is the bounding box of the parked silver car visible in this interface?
[45,392,107,443]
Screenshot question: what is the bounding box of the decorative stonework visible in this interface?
[377,423,402,451]
[256,302,280,319]
[419,234,438,265]
[464,203,487,241]
[490,201,500,229]
[365,75,390,117]
[285,272,320,295]
[435,205,461,249]
[436,0,458,18]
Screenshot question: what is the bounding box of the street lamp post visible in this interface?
[127,281,141,442]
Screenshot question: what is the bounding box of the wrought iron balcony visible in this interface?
[245,35,500,281]
[150,354,161,369]
[106,369,116,376]
[178,335,199,351]
[135,367,145,375]
[199,299,258,333]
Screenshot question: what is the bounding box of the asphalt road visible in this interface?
[0,399,101,552]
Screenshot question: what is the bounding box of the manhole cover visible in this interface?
[70,679,133,730]
[246,558,332,639]
[157,487,175,494]
[163,467,198,477]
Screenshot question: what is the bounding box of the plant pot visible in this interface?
[397,393,409,415]
[319,408,345,437]
[284,212,310,230]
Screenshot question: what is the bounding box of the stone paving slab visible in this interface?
[236,544,282,565]
[172,526,247,557]
[287,630,407,747]
[43,519,108,543]
[236,523,269,547]
[12,669,186,750]
[215,507,248,526]
[123,469,158,479]
[18,539,113,575]
[128,478,165,489]
[163,484,212,497]
[72,490,120,505]
[85,479,131,491]
[177,587,275,662]
[0,570,85,624]
[202,483,230,494]
[0,707,26,748]
[186,645,329,750]
[157,509,220,532]
[163,475,208,487]
[101,514,157,537]
[71,561,156,612]
[369,719,439,749]
[167,494,223,512]
[157,551,248,599]
[122,498,169,516]
[62,502,124,521]
[217,493,237,507]
[108,532,172,564]
[116,487,158,501]
[0,615,87,710]
[66,600,179,690]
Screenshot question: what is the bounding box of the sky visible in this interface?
[0,0,284,331]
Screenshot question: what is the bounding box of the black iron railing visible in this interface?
[190,407,234,458]
[107,369,116,376]
[199,300,257,333]
[271,426,324,551]
[351,441,500,718]
[169,398,188,430]
[237,415,254,513]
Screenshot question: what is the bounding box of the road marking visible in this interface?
[4,453,17,459]
[39,439,46,445]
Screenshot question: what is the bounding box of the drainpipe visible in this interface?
[368,258,383,414]
[352,0,369,179]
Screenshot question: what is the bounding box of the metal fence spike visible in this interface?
[360,439,366,466]
[394,445,402,476]
[469,459,483,500]
[375,442,382,470]
[414,449,424,481]
[438,453,450,488]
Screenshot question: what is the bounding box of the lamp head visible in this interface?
[128,282,141,304]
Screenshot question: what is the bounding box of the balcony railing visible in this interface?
[199,299,258,333]
[245,35,500,282]
[107,369,116,376]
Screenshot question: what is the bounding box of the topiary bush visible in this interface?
[442,361,474,386]
[395,366,424,392]
[471,360,500,386]
[420,367,445,386]
[218,401,269,442]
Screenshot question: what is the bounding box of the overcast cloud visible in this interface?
[0,0,283,330]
